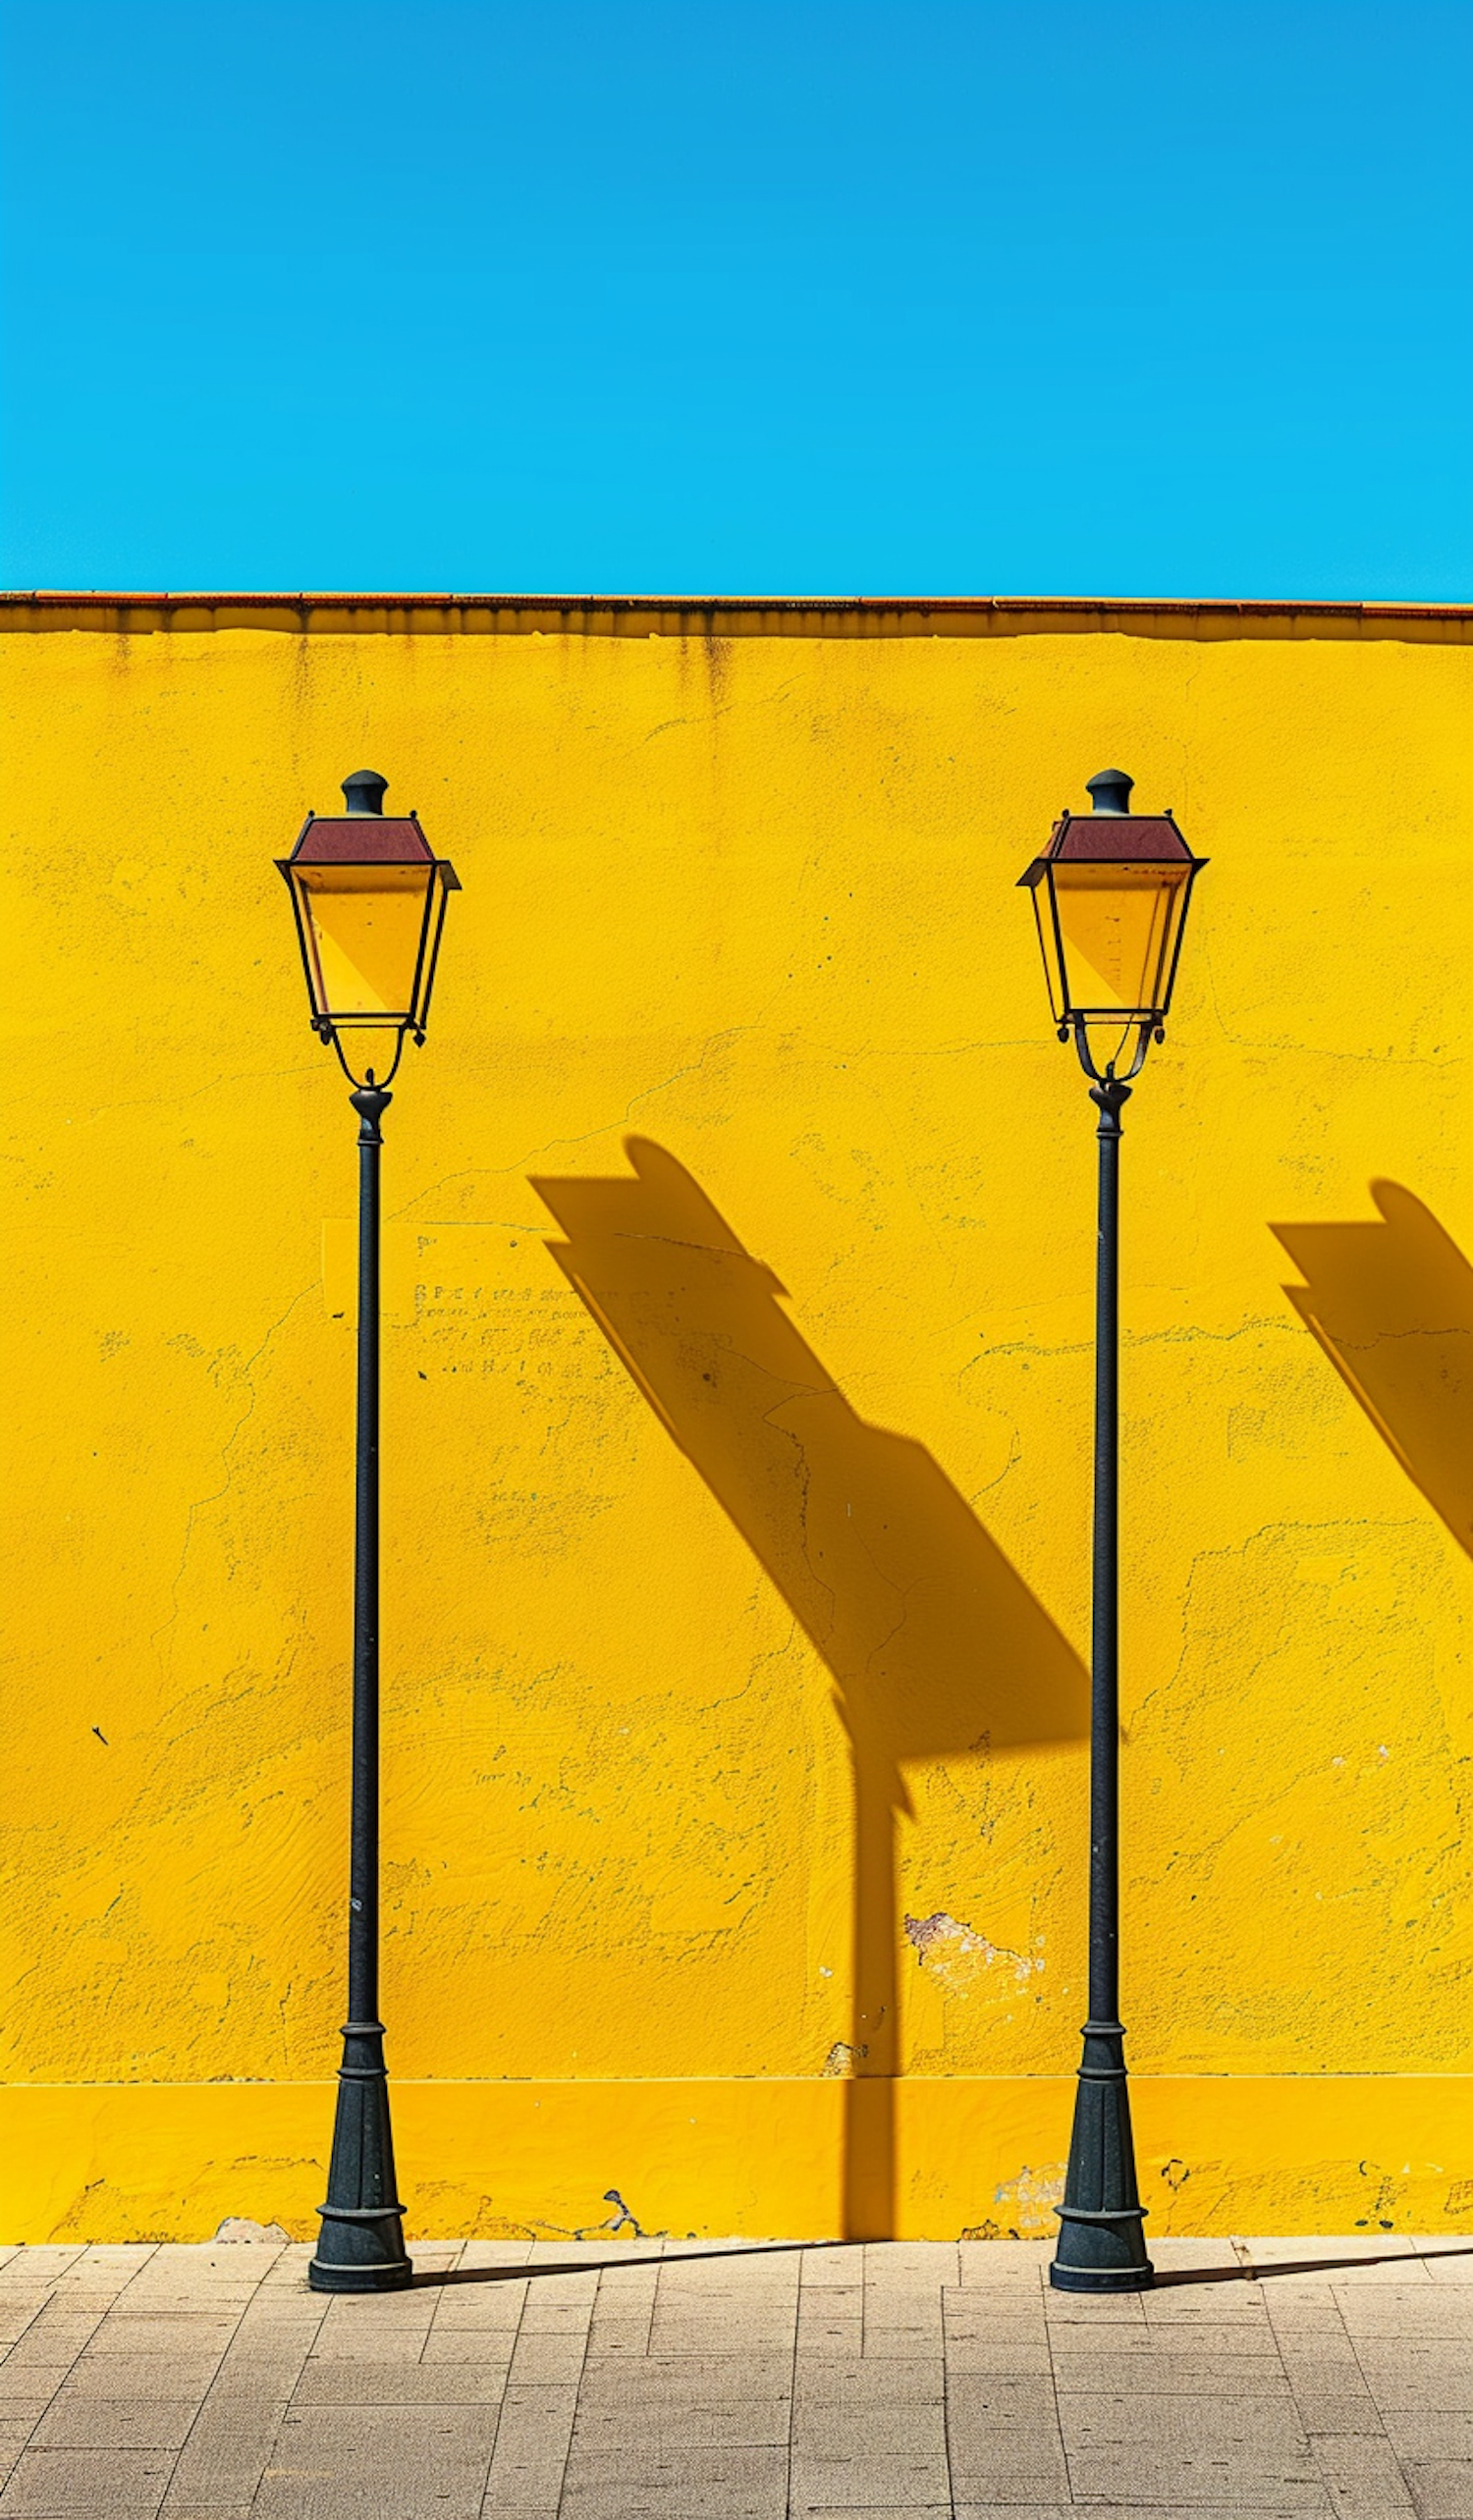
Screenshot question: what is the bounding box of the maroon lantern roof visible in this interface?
[1042,813,1194,863]
[289,815,434,865]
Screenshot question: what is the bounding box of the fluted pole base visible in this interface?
[1050,2017,1154,2292]
[308,2020,412,2293]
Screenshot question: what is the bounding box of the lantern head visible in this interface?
[1017,769,1205,1045]
[278,771,461,1065]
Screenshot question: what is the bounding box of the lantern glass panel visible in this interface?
[294,863,433,1021]
[1052,860,1190,1016]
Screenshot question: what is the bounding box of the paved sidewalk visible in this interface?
[0,2235,1468,2518]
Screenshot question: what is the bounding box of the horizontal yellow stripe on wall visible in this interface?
[4,2077,1467,2246]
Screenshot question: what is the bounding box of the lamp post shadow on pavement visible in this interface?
[276,769,462,2292]
[1016,767,1208,2293]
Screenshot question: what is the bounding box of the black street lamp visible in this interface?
[277,769,461,2293]
[1017,769,1206,2293]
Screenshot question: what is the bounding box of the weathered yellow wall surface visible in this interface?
[2,595,1470,2244]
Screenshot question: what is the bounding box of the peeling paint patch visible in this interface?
[904,1909,1035,1991]
[820,2041,867,2076]
[991,2162,1066,2237]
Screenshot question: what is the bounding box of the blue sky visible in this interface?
[2,0,1469,599]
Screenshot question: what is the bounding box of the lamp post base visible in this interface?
[308,2019,412,2295]
[1049,2017,1154,2294]
[1050,2252,1154,2294]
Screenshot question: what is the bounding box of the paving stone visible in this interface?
[559,2454,787,2520]
[939,2333,1055,2376]
[565,2440,788,2495]
[955,2243,1052,2284]
[28,2393,196,2451]
[519,2292,598,2332]
[1065,2446,1333,2507]
[1401,2461,1473,2519]
[1060,2390,1310,2449]
[1145,2294,1279,2329]
[789,2450,954,2507]
[798,2249,865,2288]
[429,2293,526,2332]
[306,2325,436,2364]
[1292,2393,1390,2436]
[83,2320,238,2362]
[864,2292,945,2327]
[1310,2435,1414,2512]
[0,2430,33,2491]
[950,2482,1074,2507]
[1339,2295,1473,2339]
[1356,2347,1473,2412]
[0,2443,175,2511]
[1054,2317,1282,2358]
[1054,2348,1291,2396]
[167,2403,289,2496]
[506,2334,589,2385]
[951,2507,1078,2519]
[1271,2313,1364,2350]
[1010,2508,1322,2520]
[793,2358,945,2406]
[480,2380,579,2500]
[1275,2340,1367,2377]
[861,2326,945,2360]
[1416,2250,1473,2285]
[943,2290,1048,2328]
[1,2318,105,2367]
[792,2402,946,2457]
[572,2398,790,2448]
[645,2324,794,2359]
[945,2375,1062,2425]
[204,2356,314,2405]
[795,2317,866,2358]
[253,2404,497,2519]
[291,2360,508,2406]
[1385,2415,1473,2461]
[797,2508,954,2519]
[947,2428,1068,2484]
[0,2377,70,2410]
[418,2332,519,2367]
[0,2406,51,2439]
[574,2318,648,2357]
[577,2354,792,2403]
[157,2507,254,2519]
[1043,2293,1149,2328]
[866,2246,959,2283]
[63,2354,224,2399]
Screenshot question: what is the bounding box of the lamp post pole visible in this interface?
[277,766,460,2297]
[308,1074,411,2293]
[1050,1047,1153,2292]
[1015,766,1206,2295]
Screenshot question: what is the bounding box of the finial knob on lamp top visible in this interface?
[1085,768,1134,816]
[341,769,390,817]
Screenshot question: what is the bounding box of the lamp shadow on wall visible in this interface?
[1272,1182,1473,1559]
[529,1137,1087,2238]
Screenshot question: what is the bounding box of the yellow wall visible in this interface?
[2,596,1470,2243]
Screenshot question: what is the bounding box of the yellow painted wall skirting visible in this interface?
[3,2078,1467,2245]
